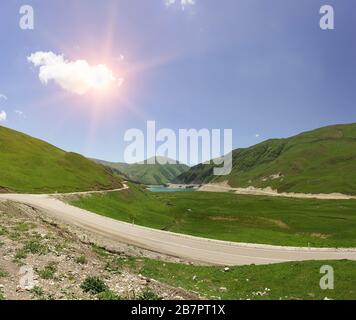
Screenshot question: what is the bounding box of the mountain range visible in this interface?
[2,123,356,195]
[93,157,189,185]
[175,123,356,195]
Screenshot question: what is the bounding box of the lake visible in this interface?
[147,185,197,193]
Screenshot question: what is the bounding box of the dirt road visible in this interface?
[1,188,356,266]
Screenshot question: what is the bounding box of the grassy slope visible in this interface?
[0,126,122,193]
[70,184,356,247]
[94,157,189,185]
[115,258,356,300]
[175,123,356,195]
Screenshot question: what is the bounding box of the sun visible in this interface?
[87,64,116,91]
[89,76,108,89]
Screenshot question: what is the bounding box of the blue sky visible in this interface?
[0,0,355,162]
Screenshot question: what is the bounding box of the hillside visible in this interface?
[175,123,356,195]
[0,126,123,193]
[94,157,189,185]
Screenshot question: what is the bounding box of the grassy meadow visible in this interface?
[70,184,356,248]
[105,256,356,300]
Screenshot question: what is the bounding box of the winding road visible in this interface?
[1,185,356,266]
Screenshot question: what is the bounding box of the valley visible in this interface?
[1,123,356,300]
[70,183,356,248]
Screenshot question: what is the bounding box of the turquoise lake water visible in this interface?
[147,186,196,193]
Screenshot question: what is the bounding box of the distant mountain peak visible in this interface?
[92,156,189,185]
[143,156,180,165]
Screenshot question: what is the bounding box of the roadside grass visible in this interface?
[30,286,45,299]
[81,276,108,295]
[97,290,122,300]
[0,267,7,278]
[73,185,174,230]
[24,240,47,255]
[37,262,57,280]
[14,239,48,262]
[0,226,6,236]
[70,184,356,247]
[14,248,27,261]
[15,222,33,232]
[92,244,110,257]
[76,255,87,265]
[137,288,162,300]
[112,257,356,300]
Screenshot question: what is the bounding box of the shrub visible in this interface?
[15,223,31,232]
[30,286,44,298]
[97,290,122,300]
[37,262,57,280]
[0,226,7,236]
[92,245,109,257]
[76,255,87,265]
[24,240,46,255]
[15,248,27,260]
[80,276,108,294]
[0,268,8,278]
[137,289,162,300]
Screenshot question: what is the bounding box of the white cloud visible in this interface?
[0,94,7,101]
[255,134,260,138]
[27,51,119,95]
[165,0,195,9]
[0,111,7,122]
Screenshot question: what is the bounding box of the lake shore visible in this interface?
[198,183,356,200]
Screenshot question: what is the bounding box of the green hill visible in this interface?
[0,126,123,193]
[94,157,189,185]
[175,123,356,195]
